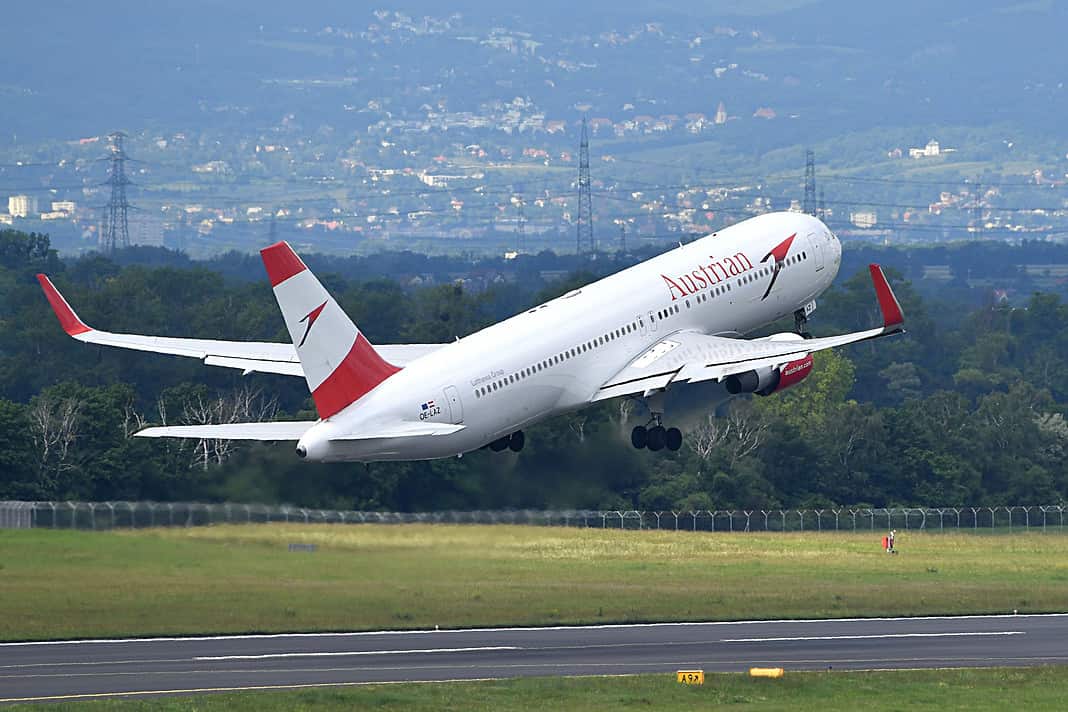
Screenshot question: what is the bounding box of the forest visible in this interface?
[1,228,1066,511]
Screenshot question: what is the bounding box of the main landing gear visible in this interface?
[631,392,683,453]
[487,430,525,453]
[631,421,682,452]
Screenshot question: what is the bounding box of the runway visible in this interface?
[2,614,1066,703]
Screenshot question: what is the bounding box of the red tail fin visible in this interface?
[261,242,399,418]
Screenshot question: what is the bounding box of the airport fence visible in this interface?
[1,500,1066,533]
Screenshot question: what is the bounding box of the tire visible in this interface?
[665,427,682,451]
[489,437,510,452]
[631,425,648,449]
[509,430,525,452]
[646,425,666,452]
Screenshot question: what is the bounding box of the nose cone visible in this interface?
[296,424,333,462]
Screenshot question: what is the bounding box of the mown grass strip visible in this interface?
[11,668,1068,711]
[1,524,1066,640]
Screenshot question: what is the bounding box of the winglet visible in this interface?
[261,241,308,287]
[869,264,904,328]
[36,274,91,336]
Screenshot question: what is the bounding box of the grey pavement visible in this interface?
[1,614,1066,703]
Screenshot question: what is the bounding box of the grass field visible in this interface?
[15,668,1068,711]
[1,524,1066,640]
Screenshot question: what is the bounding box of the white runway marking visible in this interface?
[193,646,520,661]
[721,631,1024,643]
[0,613,1062,647]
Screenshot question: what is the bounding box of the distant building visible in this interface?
[40,201,76,221]
[191,160,231,174]
[418,171,484,188]
[908,139,954,158]
[714,101,727,125]
[850,211,878,228]
[128,214,166,247]
[7,195,38,217]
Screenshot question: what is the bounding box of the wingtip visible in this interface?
[260,241,307,287]
[37,274,91,336]
[868,264,904,328]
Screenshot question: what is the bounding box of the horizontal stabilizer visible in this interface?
[332,422,466,440]
[134,422,316,441]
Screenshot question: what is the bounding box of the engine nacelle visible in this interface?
[766,354,814,395]
[725,354,814,396]
[725,366,779,395]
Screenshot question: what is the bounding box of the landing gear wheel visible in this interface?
[646,426,666,452]
[631,425,648,449]
[508,430,525,452]
[665,427,683,452]
[489,436,510,452]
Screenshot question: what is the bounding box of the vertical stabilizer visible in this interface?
[261,241,399,418]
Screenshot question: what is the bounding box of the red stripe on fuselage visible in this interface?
[311,333,401,419]
[260,241,308,287]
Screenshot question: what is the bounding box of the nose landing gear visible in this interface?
[794,304,814,339]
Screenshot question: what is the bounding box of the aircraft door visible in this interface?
[443,385,464,424]
[810,231,825,271]
[638,314,647,336]
[648,310,658,332]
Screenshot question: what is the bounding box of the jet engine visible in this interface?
[725,354,814,396]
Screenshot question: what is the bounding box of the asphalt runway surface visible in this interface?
[2,614,1066,703]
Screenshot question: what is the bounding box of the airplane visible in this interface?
[37,211,904,462]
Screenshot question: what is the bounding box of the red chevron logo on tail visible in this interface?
[298,301,327,347]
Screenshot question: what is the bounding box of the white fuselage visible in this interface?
[298,212,842,461]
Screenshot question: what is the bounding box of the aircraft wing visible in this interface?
[593,264,905,401]
[36,274,444,375]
